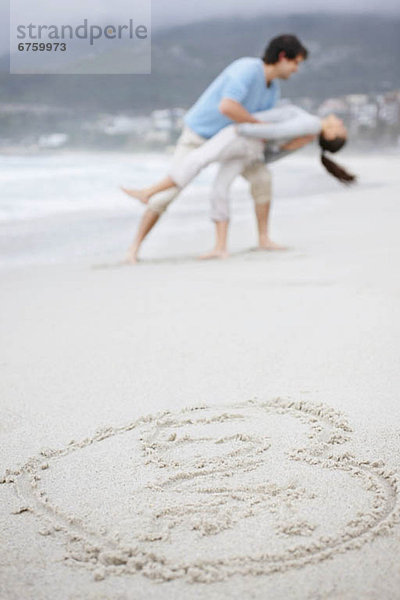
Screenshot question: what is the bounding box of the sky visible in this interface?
[2,0,400,55]
[152,0,400,27]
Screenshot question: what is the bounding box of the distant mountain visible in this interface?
[1,13,399,112]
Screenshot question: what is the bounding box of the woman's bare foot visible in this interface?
[198,248,229,260]
[120,186,151,205]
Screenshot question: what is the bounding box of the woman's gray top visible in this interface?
[237,104,322,163]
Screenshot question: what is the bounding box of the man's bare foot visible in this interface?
[122,247,139,265]
[257,238,288,251]
[123,255,139,265]
[120,187,151,205]
[198,249,229,260]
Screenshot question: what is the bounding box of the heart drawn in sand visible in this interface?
[3,399,399,583]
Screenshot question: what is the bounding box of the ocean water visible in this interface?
[0,151,338,267]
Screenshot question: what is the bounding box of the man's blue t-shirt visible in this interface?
[184,57,280,139]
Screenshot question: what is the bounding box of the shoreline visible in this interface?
[1,152,398,269]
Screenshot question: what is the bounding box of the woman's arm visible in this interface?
[236,105,321,141]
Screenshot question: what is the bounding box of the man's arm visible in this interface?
[280,135,316,151]
[218,61,265,124]
[219,98,262,124]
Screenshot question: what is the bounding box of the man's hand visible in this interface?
[281,135,316,151]
[219,98,262,124]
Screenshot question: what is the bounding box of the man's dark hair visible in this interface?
[262,34,308,64]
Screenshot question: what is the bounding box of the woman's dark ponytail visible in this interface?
[319,133,356,184]
[320,152,356,184]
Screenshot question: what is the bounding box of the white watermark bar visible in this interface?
[10,0,151,74]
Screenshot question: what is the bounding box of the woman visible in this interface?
[122,105,356,258]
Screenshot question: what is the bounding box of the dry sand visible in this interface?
[1,153,400,599]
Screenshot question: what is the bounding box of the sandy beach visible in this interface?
[1,152,400,599]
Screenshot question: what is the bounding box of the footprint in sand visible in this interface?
[3,399,399,583]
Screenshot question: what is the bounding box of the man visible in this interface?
[125,34,308,263]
